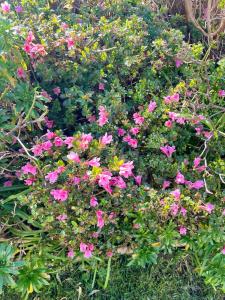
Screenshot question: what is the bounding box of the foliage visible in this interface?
[0,0,224,298]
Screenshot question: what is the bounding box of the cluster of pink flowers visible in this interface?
[133,112,144,125]
[97,106,109,127]
[50,189,69,202]
[23,31,47,58]
[80,242,94,258]
[123,134,138,148]
[160,144,176,158]
[164,93,180,104]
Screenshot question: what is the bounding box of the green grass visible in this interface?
[2,257,223,300]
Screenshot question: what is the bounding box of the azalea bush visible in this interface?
[0,0,225,298]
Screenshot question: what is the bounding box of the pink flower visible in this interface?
[218,90,225,97]
[193,157,201,169]
[53,87,61,95]
[54,137,64,147]
[96,210,104,228]
[87,115,96,123]
[26,31,35,43]
[67,152,80,163]
[21,163,37,176]
[80,243,94,258]
[170,189,181,201]
[162,180,171,190]
[164,93,180,104]
[24,178,35,186]
[64,137,75,149]
[72,176,81,185]
[106,250,113,257]
[175,171,185,184]
[100,133,113,145]
[50,189,68,202]
[45,171,58,184]
[221,247,225,255]
[4,180,12,187]
[130,127,140,135]
[90,196,98,207]
[99,83,105,90]
[46,131,56,139]
[160,145,176,158]
[128,138,138,148]
[44,117,54,128]
[17,67,26,79]
[97,106,109,127]
[80,133,93,150]
[88,157,100,167]
[66,37,75,50]
[133,112,144,125]
[189,180,204,190]
[98,172,112,193]
[180,207,187,217]
[32,144,43,156]
[179,226,187,235]
[15,5,23,13]
[148,101,157,112]
[165,120,173,128]
[168,112,177,121]
[41,141,52,151]
[170,203,179,216]
[175,59,183,68]
[119,161,134,178]
[111,176,126,189]
[118,128,126,136]
[1,2,10,13]
[201,203,215,214]
[67,248,74,259]
[176,117,186,125]
[134,175,142,185]
[56,214,67,221]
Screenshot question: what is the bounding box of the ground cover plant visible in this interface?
[0,0,224,299]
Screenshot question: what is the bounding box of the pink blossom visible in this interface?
[170,203,179,216]
[175,59,183,68]
[50,189,68,201]
[134,175,142,185]
[87,115,96,123]
[148,101,157,112]
[221,247,225,255]
[175,171,185,184]
[67,151,80,163]
[56,166,65,174]
[96,210,104,228]
[56,214,67,221]
[180,207,187,217]
[80,242,94,258]
[42,141,52,151]
[92,232,99,238]
[46,131,56,139]
[201,203,215,214]
[100,133,113,145]
[72,176,81,185]
[1,1,10,13]
[160,145,176,158]
[193,157,201,169]
[4,180,12,187]
[118,128,126,136]
[98,172,112,193]
[45,171,58,184]
[170,189,181,201]
[17,67,26,79]
[99,83,105,90]
[15,5,23,13]
[24,178,35,186]
[176,117,186,125]
[53,87,61,95]
[179,226,187,235]
[44,117,54,128]
[64,137,74,149]
[111,176,127,189]
[218,90,225,97]
[162,180,171,190]
[90,196,98,207]
[128,138,138,148]
[190,180,204,190]
[80,133,93,150]
[130,127,140,135]
[133,112,144,125]
[66,37,75,50]
[32,144,43,156]
[165,120,173,128]
[67,248,74,259]
[106,250,113,257]
[97,106,109,127]
[119,161,134,178]
[54,137,64,147]
[88,157,100,167]
[164,93,179,104]
[21,163,37,176]
[26,31,35,43]
[168,112,177,121]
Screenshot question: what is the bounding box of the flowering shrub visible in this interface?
[0,0,225,297]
